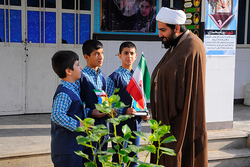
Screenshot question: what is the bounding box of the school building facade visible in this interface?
[0,0,249,130]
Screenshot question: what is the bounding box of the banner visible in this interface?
[204,0,238,56]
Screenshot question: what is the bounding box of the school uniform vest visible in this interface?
[109,72,142,133]
[79,73,109,127]
[51,84,84,155]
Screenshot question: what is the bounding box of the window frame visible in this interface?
[0,0,93,46]
[236,0,250,48]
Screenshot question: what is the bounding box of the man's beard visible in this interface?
[162,30,175,49]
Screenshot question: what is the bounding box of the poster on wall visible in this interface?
[204,0,238,56]
[101,0,157,33]
[183,0,202,39]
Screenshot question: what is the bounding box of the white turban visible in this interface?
[156,7,186,25]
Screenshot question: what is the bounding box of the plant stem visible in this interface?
[86,129,96,164]
[156,140,160,165]
[112,109,122,165]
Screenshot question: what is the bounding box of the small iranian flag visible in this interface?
[126,53,151,110]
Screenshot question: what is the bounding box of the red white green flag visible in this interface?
[126,53,151,110]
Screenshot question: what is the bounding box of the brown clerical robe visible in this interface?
[150,30,208,167]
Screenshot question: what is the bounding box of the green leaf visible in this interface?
[127,156,139,162]
[84,118,95,125]
[159,147,176,156]
[148,119,159,130]
[98,154,112,163]
[138,162,165,167]
[94,103,104,111]
[84,162,97,167]
[162,135,177,144]
[96,151,108,155]
[122,124,131,135]
[157,125,170,137]
[144,145,156,153]
[76,135,90,144]
[94,103,111,113]
[118,150,127,156]
[95,124,107,129]
[92,128,109,137]
[102,101,109,107]
[114,88,120,94]
[107,148,116,154]
[118,115,133,121]
[107,118,120,125]
[138,164,151,167]
[132,131,147,141]
[123,155,129,163]
[74,150,89,159]
[149,133,159,142]
[114,145,120,150]
[116,136,123,143]
[75,126,87,132]
[109,94,120,104]
[88,134,99,142]
[127,145,140,152]
[122,147,132,154]
[123,133,132,141]
[114,101,127,109]
[105,137,116,143]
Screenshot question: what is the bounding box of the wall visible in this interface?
[100,40,235,130]
[100,40,165,76]
[205,55,235,129]
[234,48,250,100]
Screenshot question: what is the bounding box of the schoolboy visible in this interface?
[79,39,114,166]
[51,50,85,167]
[106,41,150,167]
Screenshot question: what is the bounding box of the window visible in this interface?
[0,0,91,44]
[27,0,56,8]
[235,0,250,45]
[0,0,21,6]
[237,0,246,44]
[62,13,90,44]
[62,0,91,10]
[61,0,91,44]
[27,11,56,43]
[0,9,21,42]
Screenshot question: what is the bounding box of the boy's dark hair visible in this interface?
[52,50,79,78]
[82,39,103,56]
[141,0,155,6]
[119,41,137,54]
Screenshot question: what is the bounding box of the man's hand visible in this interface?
[126,108,136,115]
[141,110,150,121]
[91,109,107,118]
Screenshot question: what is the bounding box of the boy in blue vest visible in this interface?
[107,41,150,167]
[79,39,116,166]
[51,50,86,167]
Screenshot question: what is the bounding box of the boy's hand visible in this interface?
[126,108,136,115]
[113,109,117,117]
[107,109,117,118]
[141,110,150,121]
[91,109,107,118]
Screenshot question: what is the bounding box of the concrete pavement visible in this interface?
[0,104,249,166]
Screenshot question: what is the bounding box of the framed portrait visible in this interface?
[100,0,157,33]
[216,0,233,15]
